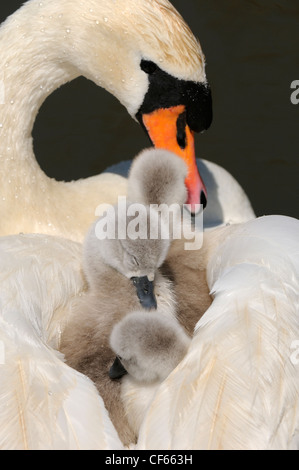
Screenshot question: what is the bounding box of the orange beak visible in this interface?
[142,105,207,213]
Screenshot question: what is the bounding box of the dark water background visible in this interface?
[1,0,298,219]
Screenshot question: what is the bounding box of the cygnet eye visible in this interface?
[140,59,158,75]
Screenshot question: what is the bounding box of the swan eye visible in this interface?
[140,60,158,75]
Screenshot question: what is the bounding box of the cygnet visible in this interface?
[127,148,188,207]
[127,148,213,336]
[61,204,176,446]
[109,310,191,437]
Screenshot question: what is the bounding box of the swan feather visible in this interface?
[0,234,124,450]
[136,216,299,450]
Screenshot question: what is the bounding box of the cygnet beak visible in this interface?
[131,276,157,310]
[109,356,128,380]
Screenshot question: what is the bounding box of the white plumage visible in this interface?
[0,0,297,452]
[136,216,299,450]
[0,235,123,450]
[0,0,254,240]
[0,216,298,449]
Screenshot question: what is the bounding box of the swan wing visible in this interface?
[199,159,256,228]
[0,319,123,450]
[136,216,299,450]
[0,234,123,450]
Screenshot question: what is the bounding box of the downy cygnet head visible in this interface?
[127,148,188,207]
[84,204,170,310]
[109,311,191,383]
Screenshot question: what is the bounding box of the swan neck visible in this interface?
[0,6,78,147]
[0,2,80,196]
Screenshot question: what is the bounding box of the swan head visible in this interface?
[57,0,212,211]
[127,148,188,207]
[109,311,190,382]
[84,203,170,309]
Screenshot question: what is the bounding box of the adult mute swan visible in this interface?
[0,0,216,241]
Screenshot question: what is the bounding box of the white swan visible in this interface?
[0,0,216,241]
[2,0,291,452]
